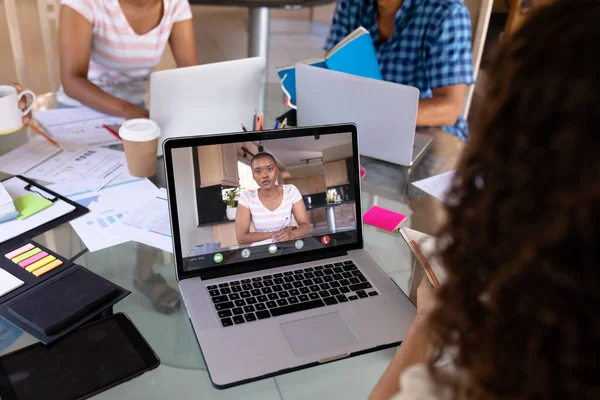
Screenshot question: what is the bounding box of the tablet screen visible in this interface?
[0,314,159,400]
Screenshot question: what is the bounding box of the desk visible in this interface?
[188,0,335,110]
[0,87,463,398]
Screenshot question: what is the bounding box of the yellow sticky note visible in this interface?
[33,259,64,277]
[25,255,56,273]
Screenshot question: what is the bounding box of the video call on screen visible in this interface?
[171,132,359,271]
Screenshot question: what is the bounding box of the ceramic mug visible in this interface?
[0,85,36,135]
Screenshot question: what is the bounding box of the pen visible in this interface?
[30,123,58,146]
[257,114,264,131]
[252,111,257,131]
[241,123,248,132]
[103,124,121,141]
[281,118,288,129]
[272,217,290,243]
[274,120,280,130]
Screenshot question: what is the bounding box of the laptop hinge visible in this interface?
[197,248,349,281]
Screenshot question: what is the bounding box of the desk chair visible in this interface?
[463,0,494,119]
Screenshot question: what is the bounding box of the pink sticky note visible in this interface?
[363,206,406,232]
[360,165,366,179]
[19,251,48,268]
[5,243,35,260]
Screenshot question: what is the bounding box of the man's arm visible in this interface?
[422,5,474,129]
[417,84,467,127]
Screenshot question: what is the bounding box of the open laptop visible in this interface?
[296,64,432,167]
[150,57,265,156]
[163,124,417,388]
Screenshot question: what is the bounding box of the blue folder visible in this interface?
[277,27,382,107]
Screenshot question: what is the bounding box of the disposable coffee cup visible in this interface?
[119,119,160,177]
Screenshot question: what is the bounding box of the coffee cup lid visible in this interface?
[119,119,160,142]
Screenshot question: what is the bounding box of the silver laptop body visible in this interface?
[163,124,416,389]
[296,64,432,167]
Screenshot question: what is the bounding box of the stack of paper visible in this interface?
[33,107,124,151]
[0,181,19,223]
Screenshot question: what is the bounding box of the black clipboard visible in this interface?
[0,175,89,248]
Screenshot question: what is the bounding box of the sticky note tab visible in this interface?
[25,255,56,273]
[360,165,366,179]
[19,251,49,268]
[5,243,35,260]
[14,194,53,220]
[11,247,42,264]
[363,206,406,232]
[33,259,63,277]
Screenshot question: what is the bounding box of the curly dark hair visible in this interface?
[428,1,600,399]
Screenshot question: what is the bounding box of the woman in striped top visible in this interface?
[58,0,198,119]
[236,153,311,245]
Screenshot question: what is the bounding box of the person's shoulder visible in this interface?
[283,184,300,193]
[240,189,258,202]
[163,0,191,14]
[242,189,258,197]
[420,0,470,19]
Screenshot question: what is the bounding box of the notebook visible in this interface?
[399,227,448,287]
[0,182,19,223]
[363,206,407,232]
[277,26,382,107]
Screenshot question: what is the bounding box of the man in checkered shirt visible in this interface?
[324,0,474,140]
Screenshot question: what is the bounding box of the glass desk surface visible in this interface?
[0,85,463,399]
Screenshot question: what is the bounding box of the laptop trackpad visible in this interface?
[280,312,359,357]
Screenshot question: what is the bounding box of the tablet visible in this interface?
[0,313,160,399]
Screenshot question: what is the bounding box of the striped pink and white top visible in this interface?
[238,185,303,233]
[58,0,192,106]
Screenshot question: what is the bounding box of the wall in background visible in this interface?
[171,147,214,256]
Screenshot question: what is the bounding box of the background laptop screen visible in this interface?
[170,131,359,272]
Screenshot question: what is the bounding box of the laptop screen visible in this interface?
[167,129,360,274]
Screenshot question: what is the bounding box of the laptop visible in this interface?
[296,64,432,167]
[163,124,417,388]
[150,57,265,156]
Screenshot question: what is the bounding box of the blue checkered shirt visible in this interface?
[324,0,474,140]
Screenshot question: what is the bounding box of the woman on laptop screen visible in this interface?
[236,152,310,246]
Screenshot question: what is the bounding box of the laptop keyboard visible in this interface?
[206,260,378,327]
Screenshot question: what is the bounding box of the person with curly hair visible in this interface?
[370,1,600,399]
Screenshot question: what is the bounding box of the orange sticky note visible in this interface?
[33,259,63,277]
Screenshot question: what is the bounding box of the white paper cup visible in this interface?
[119,119,160,177]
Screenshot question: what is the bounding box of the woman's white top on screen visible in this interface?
[238,185,303,233]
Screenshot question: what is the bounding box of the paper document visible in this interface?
[0,181,18,220]
[0,177,76,244]
[0,269,25,298]
[26,148,131,191]
[60,179,158,252]
[0,137,62,176]
[33,107,123,151]
[107,188,173,252]
[412,170,456,204]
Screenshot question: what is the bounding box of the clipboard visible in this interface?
[0,175,89,248]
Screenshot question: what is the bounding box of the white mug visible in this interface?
[0,85,36,135]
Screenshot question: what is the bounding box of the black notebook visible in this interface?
[7,267,120,335]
